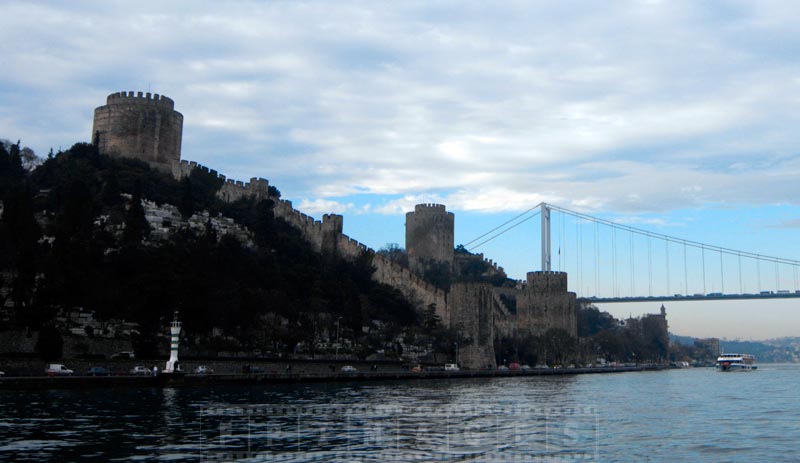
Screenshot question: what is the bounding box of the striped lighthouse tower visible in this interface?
[165,311,182,373]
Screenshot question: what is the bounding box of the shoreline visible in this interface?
[0,365,664,390]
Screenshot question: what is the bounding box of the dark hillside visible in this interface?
[0,142,438,359]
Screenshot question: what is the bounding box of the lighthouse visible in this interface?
[165,311,182,373]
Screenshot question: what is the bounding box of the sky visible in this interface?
[2,1,800,339]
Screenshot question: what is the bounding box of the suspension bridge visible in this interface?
[465,203,800,303]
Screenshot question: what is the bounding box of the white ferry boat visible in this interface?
[716,353,757,371]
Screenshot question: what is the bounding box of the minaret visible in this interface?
[165,311,182,373]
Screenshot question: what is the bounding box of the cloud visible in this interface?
[3,1,800,217]
[295,198,355,216]
[768,219,800,229]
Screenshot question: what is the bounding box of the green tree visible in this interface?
[122,188,151,244]
[542,328,576,366]
[378,243,407,267]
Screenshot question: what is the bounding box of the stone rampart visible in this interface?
[516,271,577,338]
[490,290,515,339]
[171,159,270,202]
[372,254,449,324]
[449,283,497,369]
[526,271,568,294]
[272,199,324,250]
[454,252,507,280]
[267,200,449,324]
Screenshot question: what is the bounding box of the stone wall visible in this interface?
[93,91,183,173]
[268,202,450,325]
[170,159,270,202]
[448,283,498,369]
[453,252,508,281]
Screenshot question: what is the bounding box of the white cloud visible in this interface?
[296,198,355,216]
[3,0,800,217]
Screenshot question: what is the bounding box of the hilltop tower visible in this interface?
[405,203,455,276]
[92,91,183,172]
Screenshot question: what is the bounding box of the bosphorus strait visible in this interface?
[2,366,797,462]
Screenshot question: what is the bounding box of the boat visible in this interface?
[716,353,757,371]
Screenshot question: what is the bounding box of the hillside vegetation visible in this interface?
[0,142,453,359]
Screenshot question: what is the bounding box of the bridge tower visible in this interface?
[541,203,551,271]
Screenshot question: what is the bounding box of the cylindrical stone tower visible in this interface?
[92,91,183,172]
[405,203,455,275]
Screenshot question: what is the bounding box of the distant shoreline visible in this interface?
[0,365,663,390]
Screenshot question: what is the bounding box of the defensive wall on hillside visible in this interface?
[171,159,271,202]
[89,91,577,370]
[268,200,450,324]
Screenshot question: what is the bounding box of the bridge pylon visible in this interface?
[541,203,551,271]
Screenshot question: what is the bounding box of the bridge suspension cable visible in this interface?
[464,204,542,249]
[466,207,541,251]
[463,201,800,299]
[545,203,800,267]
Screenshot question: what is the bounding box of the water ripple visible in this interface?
[1,366,799,461]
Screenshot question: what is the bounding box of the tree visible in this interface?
[578,304,617,337]
[178,177,195,217]
[542,328,576,366]
[0,184,41,319]
[122,188,151,244]
[377,243,407,267]
[422,260,451,290]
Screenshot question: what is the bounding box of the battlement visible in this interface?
[104,91,175,109]
[453,252,507,279]
[414,203,448,213]
[93,91,182,172]
[172,160,270,202]
[526,271,569,294]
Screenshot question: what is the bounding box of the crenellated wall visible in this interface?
[372,254,449,324]
[515,271,577,338]
[453,252,508,281]
[266,202,450,325]
[171,159,270,202]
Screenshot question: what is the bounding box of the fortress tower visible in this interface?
[516,271,577,338]
[405,204,455,276]
[92,91,183,172]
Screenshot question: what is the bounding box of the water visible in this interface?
[1,365,799,462]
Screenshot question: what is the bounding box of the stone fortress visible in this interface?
[92,92,577,369]
[93,91,183,173]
